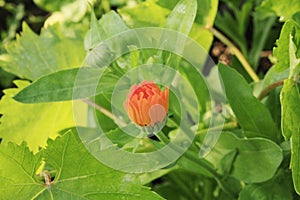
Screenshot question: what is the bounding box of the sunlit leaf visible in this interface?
[0,80,85,152]
[0,130,164,199]
[0,23,85,80]
[256,0,300,21]
[218,63,279,142]
[280,35,300,194]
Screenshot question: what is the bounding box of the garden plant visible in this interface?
[0,0,300,199]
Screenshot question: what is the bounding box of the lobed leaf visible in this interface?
[0,130,164,199]
[256,0,300,21]
[0,80,83,152]
[1,23,85,81]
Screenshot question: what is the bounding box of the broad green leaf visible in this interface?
[0,142,45,198]
[272,20,300,72]
[0,131,164,199]
[205,132,282,183]
[157,0,218,26]
[164,0,197,36]
[118,0,170,27]
[85,11,130,68]
[158,0,218,51]
[0,23,85,80]
[85,10,129,51]
[256,0,300,21]
[218,63,279,142]
[0,80,85,152]
[14,68,107,103]
[238,170,294,200]
[118,0,216,51]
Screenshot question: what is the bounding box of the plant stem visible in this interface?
[84,99,236,197]
[208,27,260,82]
[196,121,238,136]
[183,149,236,198]
[155,131,236,198]
[82,98,127,127]
[258,80,285,100]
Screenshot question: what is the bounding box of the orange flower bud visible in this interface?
[124,81,169,127]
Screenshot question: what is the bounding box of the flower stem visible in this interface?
[208,27,260,82]
[82,98,127,127]
[196,121,238,136]
[258,80,285,100]
[155,131,236,198]
[83,99,236,197]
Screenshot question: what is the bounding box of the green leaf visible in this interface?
[13,68,107,103]
[164,0,197,36]
[33,0,75,12]
[118,0,170,27]
[238,170,294,200]
[272,20,300,72]
[118,0,216,51]
[0,80,84,152]
[280,34,300,140]
[218,63,279,142]
[256,0,300,21]
[1,23,86,80]
[0,131,164,199]
[206,132,283,183]
[85,11,130,68]
[34,0,90,22]
[0,142,45,198]
[157,0,218,26]
[280,35,300,195]
[85,10,129,51]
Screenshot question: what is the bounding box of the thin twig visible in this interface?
[208,27,260,82]
[258,80,285,100]
[196,121,238,136]
[82,98,127,127]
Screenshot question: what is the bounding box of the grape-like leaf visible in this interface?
[0,80,84,152]
[0,23,85,80]
[256,0,300,21]
[0,130,164,199]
